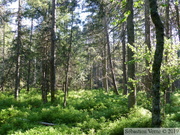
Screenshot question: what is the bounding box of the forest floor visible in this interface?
[0,89,179,135]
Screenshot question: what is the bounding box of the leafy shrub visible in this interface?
[39,105,89,125]
[99,107,152,135]
[0,89,179,135]
[77,118,101,133]
[136,91,152,110]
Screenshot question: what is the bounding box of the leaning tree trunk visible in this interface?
[50,0,56,102]
[149,0,164,127]
[14,0,22,100]
[127,0,136,108]
[103,14,119,95]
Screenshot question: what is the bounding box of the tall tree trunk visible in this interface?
[102,49,109,93]
[102,11,119,95]
[88,52,93,90]
[149,0,164,127]
[174,3,180,40]
[64,11,74,107]
[145,0,152,96]
[145,0,151,51]
[174,2,180,89]
[14,0,22,100]
[127,0,136,108]
[122,22,128,95]
[105,19,119,95]
[27,18,33,92]
[42,59,48,103]
[2,21,5,91]
[33,58,37,86]
[50,0,56,102]
[90,66,93,89]
[102,18,109,93]
[165,0,171,104]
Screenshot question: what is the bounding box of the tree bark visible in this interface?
[64,11,74,107]
[165,0,171,104]
[127,0,136,108]
[88,52,93,90]
[149,0,164,127]
[101,7,119,95]
[122,22,128,95]
[145,0,151,51]
[42,59,48,103]
[174,2,180,89]
[27,18,33,92]
[14,0,22,100]
[2,21,5,91]
[174,3,180,40]
[102,15,109,93]
[144,0,152,97]
[33,58,37,86]
[50,0,56,103]
[105,17,119,95]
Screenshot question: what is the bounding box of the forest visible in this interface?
[0,0,180,134]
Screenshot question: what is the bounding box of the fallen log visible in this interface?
[39,122,56,126]
[17,118,56,126]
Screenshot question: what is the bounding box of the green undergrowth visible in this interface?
[0,89,179,135]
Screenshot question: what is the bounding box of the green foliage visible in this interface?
[98,107,152,135]
[111,11,131,26]
[0,89,179,134]
[136,91,152,110]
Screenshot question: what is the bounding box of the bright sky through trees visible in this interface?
[8,0,89,31]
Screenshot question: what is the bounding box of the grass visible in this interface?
[0,89,179,135]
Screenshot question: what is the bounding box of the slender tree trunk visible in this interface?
[42,59,48,103]
[102,51,109,93]
[88,52,93,90]
[64,11,74,107]
[145,0,152,96]
[127,0,136,108]
[174,3,180,40]
[33,58,37,86]
[103,15,119,95]
[27,18,33,92]
[122,22,128,95]
[102,20,109,93]
[14,0,22,100]
[149,0,164,127]
[165,0,171,104]
[90,66,93,89]
[50,0,56,102]
[101,2,109,92]
[175,2,180,89]
[2,22,5,91]
[145,0,151,51]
